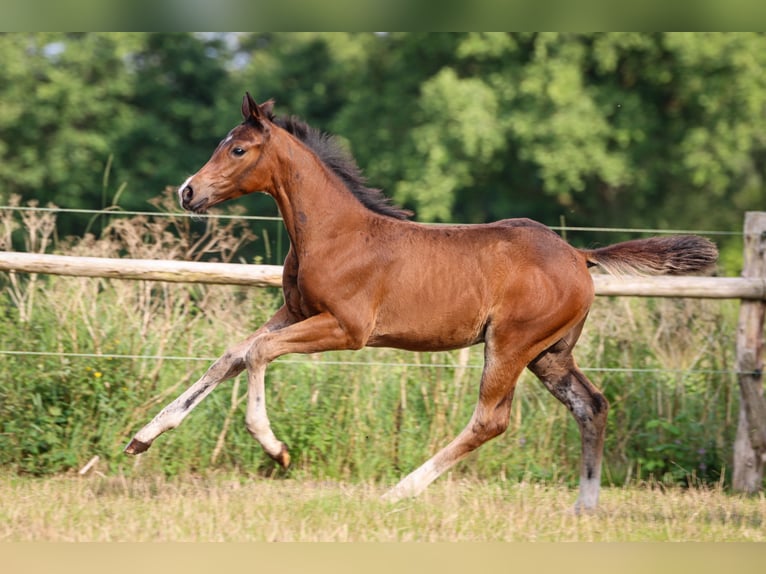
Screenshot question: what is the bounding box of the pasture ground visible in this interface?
[1,473,764,542]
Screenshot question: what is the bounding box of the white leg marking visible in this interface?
[126,336,261,453]
[126,310,292,456]
[382,459,441,502]
[131,376,217,445]
[244,360,285,459]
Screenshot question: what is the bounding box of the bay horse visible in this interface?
[125,93,717,511]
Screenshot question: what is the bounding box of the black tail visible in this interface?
[583,235,718,276]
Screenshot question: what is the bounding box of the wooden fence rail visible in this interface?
[1,212,764,492]
[1,250,765,299]
[0,252,284,288]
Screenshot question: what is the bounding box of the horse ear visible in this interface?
[242,93,275,125]
[242,92,261,121]
[259,99,275,118]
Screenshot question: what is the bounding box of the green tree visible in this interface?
[0,33,135,220]
[234,32,766,249]
[390,33,766,235]
[3,33,764,254]
[0,33,234,236]
[111,33,234,211]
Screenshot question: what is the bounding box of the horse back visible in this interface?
[363,217,593,351]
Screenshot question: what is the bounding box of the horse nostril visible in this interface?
[181,185,194,207]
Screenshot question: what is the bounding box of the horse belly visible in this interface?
[367,279,490,352]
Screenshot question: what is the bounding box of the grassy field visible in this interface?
[1,474,764,542]
[2,203,761,549]
[1,202,743,491]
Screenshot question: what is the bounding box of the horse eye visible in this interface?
[232,147,246,157]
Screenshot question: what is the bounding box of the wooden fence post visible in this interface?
[733,211,766,492]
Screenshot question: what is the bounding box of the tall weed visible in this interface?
[0,194,740,487]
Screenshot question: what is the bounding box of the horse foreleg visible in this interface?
[124,307,293,455]
[241,311,365,469]
[528,330,608,512]
[383,357,523,502]
[242,360,290,468]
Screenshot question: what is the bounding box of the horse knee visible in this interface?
[589,391,609,421]
[471,404,511,443]
[575,385,607,415]
[472,418,508,441]
[568,388,608,430]
[540,369,608,429]
[489,417,510,439]
[244,341,268,368]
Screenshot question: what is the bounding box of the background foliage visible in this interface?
[1,33,764,258]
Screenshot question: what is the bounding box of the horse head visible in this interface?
[179,93,275,213]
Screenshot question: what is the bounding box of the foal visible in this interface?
[126,93,717,510]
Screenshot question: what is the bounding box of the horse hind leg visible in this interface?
[383,353,525,502]
[528,321,608,512]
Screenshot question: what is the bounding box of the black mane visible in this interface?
[271,115,412,220]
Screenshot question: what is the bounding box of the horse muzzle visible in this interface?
[179,183,209,213]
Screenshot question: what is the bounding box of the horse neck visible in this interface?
[265,130,372,251]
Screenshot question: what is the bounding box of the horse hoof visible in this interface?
[269,444,291,469]
[124,438,151,455]
[277,444,291,469]
[380,489,400,503]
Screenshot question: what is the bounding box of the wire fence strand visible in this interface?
[0,204,283,222]
[0,349,746,377]
[0,204,743,236]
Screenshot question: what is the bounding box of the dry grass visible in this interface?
[1,474,764,542]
